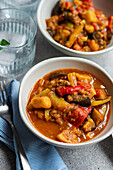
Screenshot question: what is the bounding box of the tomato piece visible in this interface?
[70,7,78,15]
[82,0,94,7]
[79,34,84,38]
[65,1,70,9]
[95,89,102,98]
[67,106,92,128]
[108,15,113,33]
[65,1,73,10]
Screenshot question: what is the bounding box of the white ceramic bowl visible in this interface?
[19,57,113,148]
[37,0,113,58]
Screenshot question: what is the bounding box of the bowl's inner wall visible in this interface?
[93,0,113,17]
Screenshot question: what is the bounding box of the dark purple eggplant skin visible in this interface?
[68,95,91,107]
[74,96,91,107]
[51,1,62,16]
[49,72,67,80]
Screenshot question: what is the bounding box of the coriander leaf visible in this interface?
[0,39,10,46]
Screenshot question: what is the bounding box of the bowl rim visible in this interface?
[19,56,113,147]
[0,8,37,49]
[37,0,113,56]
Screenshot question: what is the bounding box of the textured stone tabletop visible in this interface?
[1,28,113,170]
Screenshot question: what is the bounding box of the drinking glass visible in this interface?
[0,8,37,77]
[0,0,40,19]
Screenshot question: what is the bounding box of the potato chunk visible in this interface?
[85,10,98,23]
[29,96,51,109]
[75,73,92,83]
[88,40,99,51]
[57,129,78,143]
[82,118,95,132]
[92,108,103,126]
[89,87,96,99]
[68,72,77,86]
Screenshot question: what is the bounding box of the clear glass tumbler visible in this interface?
[0,8,37,77]
[0,0,40,19]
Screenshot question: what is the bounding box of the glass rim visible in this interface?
[13,0,40,8]
[0,8,37,49]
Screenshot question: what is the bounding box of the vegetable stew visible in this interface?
[26,69,111,143]
[46,0,113,52]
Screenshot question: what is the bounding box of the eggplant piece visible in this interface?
[88,30,102,40]
[62,11,75,22]
[47,28,54,37]
[92,30,102,41]
[107,29,112,41]
[49,72,67,80]
[67,95,91,107]
[51,1,62,16]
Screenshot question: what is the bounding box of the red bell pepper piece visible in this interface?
[56,86,85,96]
[65,1,70,9]
[108,15,113,33]
[67,106,92,128]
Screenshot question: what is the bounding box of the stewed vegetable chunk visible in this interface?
[92,108,103,126]
[57,129,79,143]
[82,117,95,132]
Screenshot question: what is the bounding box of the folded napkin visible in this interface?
[0,79,68,170]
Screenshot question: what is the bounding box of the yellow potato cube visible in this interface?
[75,73,92,82]
[30,96,51,109]
[85,10,98,23]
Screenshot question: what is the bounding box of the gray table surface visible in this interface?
[1,28,113,170]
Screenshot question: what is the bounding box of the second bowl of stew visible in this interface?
[19,57,113,147]
[37,0,113,57]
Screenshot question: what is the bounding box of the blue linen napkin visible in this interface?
[0,79,68,170]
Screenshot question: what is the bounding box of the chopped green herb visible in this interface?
[0,39,10,50]
[0,39,10,46]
